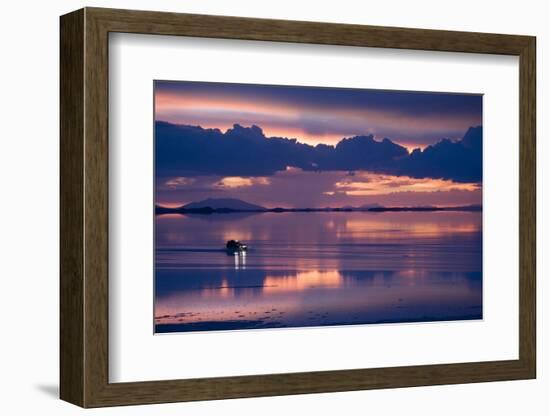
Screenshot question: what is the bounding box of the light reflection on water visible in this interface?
[155,211,482,333]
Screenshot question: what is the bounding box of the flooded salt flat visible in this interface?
[154,211,482,333]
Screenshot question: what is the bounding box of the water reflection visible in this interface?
[155,268,482,332]
[263,270,343,293]
[232,251,247,270]
[155,211,482,333]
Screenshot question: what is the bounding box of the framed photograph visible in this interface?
[60,7,536,407]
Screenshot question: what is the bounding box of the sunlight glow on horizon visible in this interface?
[156,171,481,209]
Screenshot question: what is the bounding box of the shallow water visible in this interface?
[154,211,482,333]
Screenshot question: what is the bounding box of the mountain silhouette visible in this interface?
[183,198,266,211]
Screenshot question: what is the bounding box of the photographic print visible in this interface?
[154,81,483,334]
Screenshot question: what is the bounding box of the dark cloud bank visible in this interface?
[156,121,482,183]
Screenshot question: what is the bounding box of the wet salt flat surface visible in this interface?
[154,211,482,333]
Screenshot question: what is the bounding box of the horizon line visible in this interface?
[155,202,483,211]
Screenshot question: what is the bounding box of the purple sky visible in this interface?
[155,81,482,208]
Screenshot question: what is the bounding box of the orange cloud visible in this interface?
[155,91,295,119]
[164,177,196,189]
[334,172,479,196]
[214,176,270,189]
[154,89,480,149]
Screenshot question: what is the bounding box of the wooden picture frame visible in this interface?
[60,7,536,408]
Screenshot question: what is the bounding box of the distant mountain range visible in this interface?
[182,198,266,211]
[155,198,481,215]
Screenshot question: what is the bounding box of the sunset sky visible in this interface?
[154,80,483,208]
